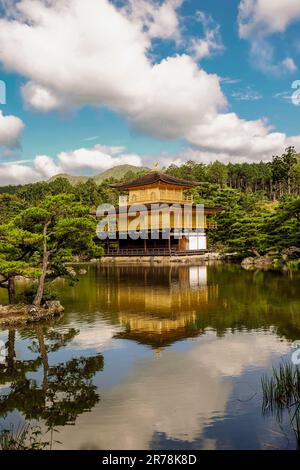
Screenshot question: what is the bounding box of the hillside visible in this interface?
[48,173,90,184]
[92,164,149,183]
[49,164,149,185]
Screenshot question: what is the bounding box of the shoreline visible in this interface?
[72,253,299,270]
[0,302,64,328]
[99,252,239,265]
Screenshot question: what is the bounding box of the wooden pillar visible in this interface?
[144,238,147,254]
[168,236,171,254]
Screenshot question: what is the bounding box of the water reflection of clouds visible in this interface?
[56,330,289,450]
[189,330,289,377]
[68,321,124,352]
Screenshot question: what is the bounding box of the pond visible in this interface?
[0,263,300,450]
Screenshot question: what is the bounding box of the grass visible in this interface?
[262,361,300,448]
[286,260,300,271]
[0,423,52,450]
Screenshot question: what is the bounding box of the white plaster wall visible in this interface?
[188,234,207,250]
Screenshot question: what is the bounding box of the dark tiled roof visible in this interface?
[110,171,200,189]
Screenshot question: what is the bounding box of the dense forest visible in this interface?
[0,146,299,306]
[167,146,300,198]
[165,146,300,259]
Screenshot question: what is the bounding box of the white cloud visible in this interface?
[221,77,242,85]
[0,163,40,186]
[128,54,226,139]
[0,110,24,149]
[22,81,63,112]
[231,87,262,101]
[33,155,61,178]
[285,135,300,149]
[246,39,298,75]
[274,91,293,102]
[185,112,300,162]
[1,159,31,165]
[124,0,183,41]
[83,136,100,142]
[189,11,224,61]
[0,143,143,185]
[58,145,142,172]
[238,0,300,74]
[0,0,226,135]
[238,0,300,37]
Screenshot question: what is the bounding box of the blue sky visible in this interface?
[0,0,299,184]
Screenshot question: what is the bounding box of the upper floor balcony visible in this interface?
[119,192,193,206]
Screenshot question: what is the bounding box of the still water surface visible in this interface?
[0,263,300,450]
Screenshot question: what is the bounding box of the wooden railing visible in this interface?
[100,225,216,233]
[126,195,194,204]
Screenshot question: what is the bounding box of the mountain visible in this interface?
[92,164,149,183]
[48,173,89,184]
[49,164,149,185]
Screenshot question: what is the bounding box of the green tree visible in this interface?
[207,161,228,188]
[272,146,298,197]
[0,194,26,224]
[261,197,300,252]
[0,224,40,303]
[14,194,103,306]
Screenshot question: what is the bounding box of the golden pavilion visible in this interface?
[99,171,222,256]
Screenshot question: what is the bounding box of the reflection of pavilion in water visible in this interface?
[102,265,219,348]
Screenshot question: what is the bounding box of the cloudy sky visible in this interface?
[0,0,300,185]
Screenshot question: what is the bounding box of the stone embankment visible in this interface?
[0,301,64,327]
[100,252,237,265]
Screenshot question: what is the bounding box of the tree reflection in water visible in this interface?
[0,324,103,430]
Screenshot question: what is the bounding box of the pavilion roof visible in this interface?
[110,171,200,190]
